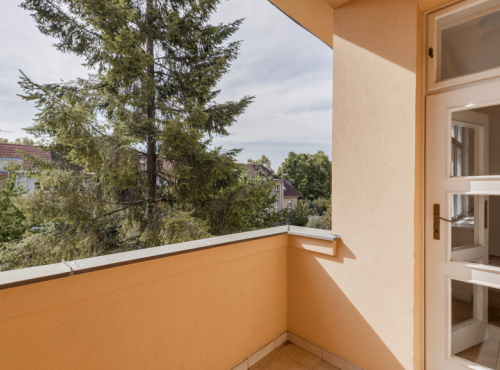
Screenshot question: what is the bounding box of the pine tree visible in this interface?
[2,0,264,269]
[0,174,28,243]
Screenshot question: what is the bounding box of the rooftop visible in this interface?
[0,142,54,162]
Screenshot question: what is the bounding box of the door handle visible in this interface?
[434,204,452,240]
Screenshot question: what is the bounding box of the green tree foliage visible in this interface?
[305,216,330,230]
[288,199,311,227]
[0,174,27,243]
[322,202,332,229]
[310,197,330,216]
[15,138,36,145]
[247,154,271,167]
[1,0,268,270]
[304,198,332,230]
[204,170,287,235]
[0,137,37,145]
[277,151,332,200]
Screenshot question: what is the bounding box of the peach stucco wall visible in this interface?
[284,196,299,210]
[330,1,418,369]
[275,1,457,368]
[0,236,288,370]
[287,1,423,370]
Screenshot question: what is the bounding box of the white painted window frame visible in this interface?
[427,0,500,91]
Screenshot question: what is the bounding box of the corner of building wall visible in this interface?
[415,4,426,370]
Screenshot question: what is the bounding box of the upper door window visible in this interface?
[428,0,500,90]
[440,8,500,81]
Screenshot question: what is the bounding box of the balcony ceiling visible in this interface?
[269,0,352,48]
[324,0,352,7]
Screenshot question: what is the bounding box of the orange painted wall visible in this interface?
[0,235,288,370]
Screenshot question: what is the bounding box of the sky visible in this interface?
[0,0,333,171]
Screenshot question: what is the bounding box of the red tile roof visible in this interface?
[0,143,53,164]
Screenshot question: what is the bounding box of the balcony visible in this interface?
[0,226,389,370]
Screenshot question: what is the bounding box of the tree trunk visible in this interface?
[146,0,156,212]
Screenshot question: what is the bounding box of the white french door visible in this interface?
[426,77,500,369]
[425,1,500,368]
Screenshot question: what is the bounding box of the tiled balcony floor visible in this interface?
[456,325,500,369]
[250,343,340,370]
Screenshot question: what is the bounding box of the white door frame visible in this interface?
[424,1,500,367]
[425,78,500,369]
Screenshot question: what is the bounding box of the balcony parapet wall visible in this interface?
[0,226,339,370]
[0,226,339,290]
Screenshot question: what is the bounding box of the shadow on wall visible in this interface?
[0,237,289,370]
[287,240,405,370]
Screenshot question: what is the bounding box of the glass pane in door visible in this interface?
[449,194,500,267]
[451,103,500,177]
[439,8,500,81]
[452,280,476,326]
[450,194,476,249]
[451,124,475,176]
[452,281,500,369]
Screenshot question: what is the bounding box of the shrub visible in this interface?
[306,216,330,230]
[310,197,330,216]
[288,199,311,226]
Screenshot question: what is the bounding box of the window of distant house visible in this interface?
[275,185,280,191]
[275,201,279,212]
[288,200,292,209]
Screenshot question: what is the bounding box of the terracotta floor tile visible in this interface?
[280,344,322,369]
[255,352,309,370]
[313,361,341,370]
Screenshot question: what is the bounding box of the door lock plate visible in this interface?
[434,204,440,240]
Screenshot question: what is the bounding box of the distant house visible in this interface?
[245,164,302,211]
[0,143,56,190]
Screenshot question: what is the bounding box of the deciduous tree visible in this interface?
[247,154,271,167]
[277,151,331,200]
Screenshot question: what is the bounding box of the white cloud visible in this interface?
[0,0,332,168]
